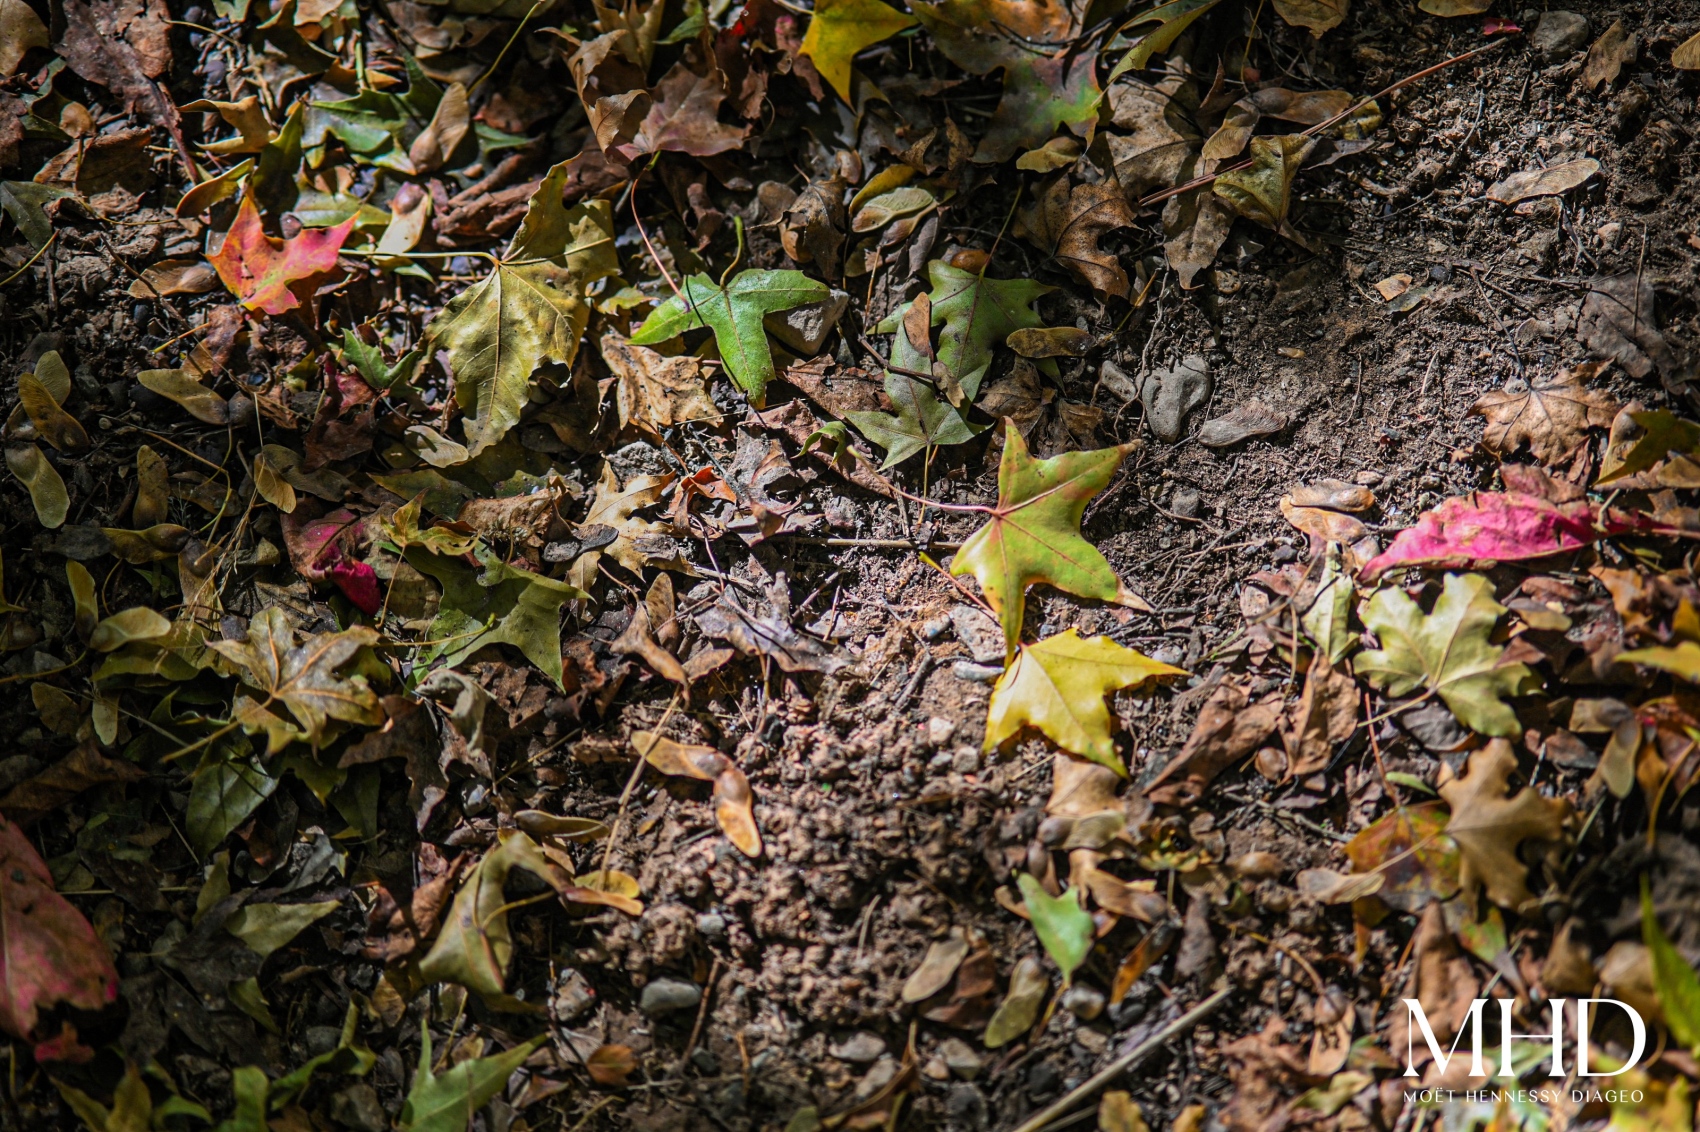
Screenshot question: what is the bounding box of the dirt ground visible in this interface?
[4,0,1700,1130]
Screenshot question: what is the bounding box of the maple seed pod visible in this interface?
[1254,746,1288,781]
[948,247,989,273]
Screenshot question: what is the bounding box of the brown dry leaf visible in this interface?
[126,258,219,297]
[1438,738,1571,912]
[1272,0,1347,36]
[1162,186,1233,290]
[1471,362,1618,465]
[603,332,718,441]
[1417,0,1488,13]
[1282,652,1358,778]
[1374,273,1412,300]
[57,0,183,144]
[1279,498,1368,544]
[1196,400,1286,447]
[568,464,680,588]
[1541,918,1597,996]
[780,175,848,280]
[631,731,761,857]
[1579,20,1635,93]
[1147,681,1283,805]
[408,81,470,172]
[902,928,970,1003]
[1676,30,1700,70]
[616,62,749,162]
[1307,987,1355,1078]
[0,740,147,826]
[17,375,90,454]
[1019,177,1137,300]
[1486,158,1601,204]
[1287,479,1374,511]
[1099,1092,1151,1132]
[340,696,449,833]
[612,573,689,697]
[586,1044,637,1087]
[1110,921,1175,1005]
[1385,903,1479,1083]
[1580,274,1675,385]
[693,587,845,674]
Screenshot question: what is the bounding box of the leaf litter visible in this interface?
[1,0,1698,1129]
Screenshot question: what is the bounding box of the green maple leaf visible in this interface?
[877,261,1053,404]
[986,629,1185,774]
[628,269,829,407]
[799,0,917,103]
[407,547,585,689]
[338,327,421,390]
[910,0,1100,163]
[1354,572,1538,737]
[423,174,617,456]
[950,422,1143,658]
[846,292,984,468]
[208,608,382,749]
[400,1026,545,1132]
[1015,873,1094,985]
[304,55,440,173]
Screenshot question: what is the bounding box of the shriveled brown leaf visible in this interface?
[781,174,848,280]
[612,573,690,697]
[1019,177,1136,300]
[1472,362,1618,465]
[1486,158,1601,204]
[603,332,718,441]
[1280,498,1368,544]
[1281,652,1358,778]
[1438,738,1571,912]
[1579,20,1634,93]
[1146,681,1283,805]
[902,928,970,1003]
[631,731,761,857]
[0,740,147,826]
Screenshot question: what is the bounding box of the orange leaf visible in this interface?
[587,1044,637,1086]
[209,195,356,316]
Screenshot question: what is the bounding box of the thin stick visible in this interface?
[596,692,681,878]
[0,233,55,289]
[1008,987,1232,1132]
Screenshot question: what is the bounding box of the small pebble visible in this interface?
[938,1037,982,1080]
[951,746,980,774]
[696,912,727,939]
[952,661,1002,684]
[926,717,957,747]
[639,978,702,1016]
[1169,486,1202,518]
[1061,984,1106,1021]
[1027,1062,1061,1096]
[920,615,950,640]
[830,1031,887,1064]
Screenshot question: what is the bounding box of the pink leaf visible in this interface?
[326,557,382,615]
[0,817,118,1050]
[1482,17,1520,35]
[1361,491,1667,580]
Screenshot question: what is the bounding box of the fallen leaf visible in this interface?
[181,95,273,155]
[1359,490,1664,580]
[983,955,1047,1048]
[1197,400,1287,447]
[399,1020,544,1131]
[1579,20,1635,93]
[280,506,381,614]
[951,423,1144,657]
[616,61,749,161]
[1356,573,1537,737]
[5,444,68,529]
[693,588,846,674]
[780,175,848,279]
[1417,0,1489,13]
[902,929,970,1003]
[1162,186,1234,289]
[1214,135,1314,233]
[845,290,985,468]
[1282,652,1358,777]
[1439,738,1570,910]
[209,195,355,316]
[209,607,382,749]
[613,574,690,697]
[1344,803,1460,912]
[1016,136,1082,173]
[1676,30,1700,70]
[136,369,235,424]
[798,0,916,102]
[406,81,469,172]
[1471,363,1618,465]
[1579,274,1675,384]
[1386,903,1479,1078]
[127,257,219,297]
[1642,880,1700,1055]
[986,629,1185,774]
[0,815,118,1047]
[1146,680,1283,805]
[603,332,718,441]
[631,730,761,857]
[1099,1091,1151,1132]
[0,0,48,77]
[912,0,1098,163]
[1486,158,1601,204]
[88,607,170,651]
[1015,874,1094,985]
[1018,177,1137,300]
[586,1044,638,1087]
[0,740,147,826]
[1006,327,1093,359]
[629,269,829,407]
[409,548,586,689]
[418,832,567,1006]
[1273,0,1347,35]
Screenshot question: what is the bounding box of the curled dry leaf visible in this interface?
[631,731,761,857]
[1486,158,1601,205]
[612,573,690,698]
[1018,177,1137,300]
[1147,680,1283,806]
[902,928,970,1003]
[17,375,89,454]
[1472,363,1618,466]
[983,955,1047,1048]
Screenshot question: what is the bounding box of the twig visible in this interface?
[766,535,963,550]
[0,233,56,289]
[1007,987,1233,1132]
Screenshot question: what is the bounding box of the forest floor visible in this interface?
[3,0,1700,1130]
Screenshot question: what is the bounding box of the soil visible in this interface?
[2,0,1700,1130]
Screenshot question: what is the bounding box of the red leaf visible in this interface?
[1482,17,1521,35]
[209,195,356,316]
[1360,491,1666,580]
[0,816,118,1049]
[282,506,381,613]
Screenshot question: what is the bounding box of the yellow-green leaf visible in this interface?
[89,607,173,652]
[951,423,1145,657]
[799,0,917,103]
[1643,878,1700,1055]
[986,629,1185,774]
[5,442,67,528]
[1213,135,1315,230]
[1016,873,1094,984]
[984,955,1048,1048]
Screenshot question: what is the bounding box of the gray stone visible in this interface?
[1097,359,1139,403]
[639,977,702,1016]
[1531,11,1589,60]
[830,1031,887,1063]
[949,604,1003,664]
[855,1056,900,1099]
[951,746,980,774]
[1140,355,1212,443]
[1169,486,1201,518]
[696,911,728,939]
[938,1037,982,1080]
[553,968,597,1022]
[952,661,1002,684]
[765,288,850,355]
[925,716,957,747]
[1061,984,1106,1021]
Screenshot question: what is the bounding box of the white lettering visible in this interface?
[1402,997,1487,1078]
[1500,997,1565,1077]
[1576,999,1646,1077]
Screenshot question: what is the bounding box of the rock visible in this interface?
[639,977,702,1016]
[951,746,980,774]
[922,1056,950,1081]
[1140,355,1212,443]
[329,1084,387,1132]
[949,604,1003,664]
[1074,1027,1109,1053]
[928,751,953,773]
[1061,984,1106,1021]
[952,661,1002,684]
[765,288,849,355]
[1027,1061,1061,1096]
[696,911,728,939]
[925,716,957,747]
[1531,10,1589,60]
[938,1037,982,1080]
[552,968,597,1022]
[946,1083,987,1125]
[920,614,950,640]
[1196,399,1287,447]
[1098,359,1139,402]
[1169,486,1201,518]
[855,1056,900,1100]
[830,1031,887,1063]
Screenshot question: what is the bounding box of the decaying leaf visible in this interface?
[1018,177,1137,300]
[1147,680,1283,805]
[209,607,383,749]
[1487,158,1601,205]
[5,443,67,529]
[632,730,761,857]
[983,955,1047,1048]
[1471,363,1618,465]
[1439,739,1570,911]
[799,0,916,102]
